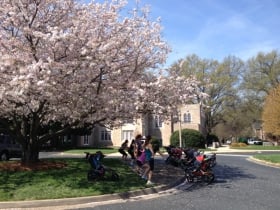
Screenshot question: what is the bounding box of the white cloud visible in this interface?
[163,0,280,65]
[82,0,280,65]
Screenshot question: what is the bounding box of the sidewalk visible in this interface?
[98,152,186,188]
[106,152,186,187]
[209,144,280,153]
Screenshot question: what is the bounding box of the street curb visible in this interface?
[0,176,186,209]
[247,157,280,169]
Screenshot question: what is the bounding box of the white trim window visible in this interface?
[122,130,133,141]
[83,135,89,145]
[183,113,191,123]
[154,115,163,128]
[101,130,111,141]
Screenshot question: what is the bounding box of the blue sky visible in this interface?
[85,0,280,66]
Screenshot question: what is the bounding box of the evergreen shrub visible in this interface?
[170,128,206,148]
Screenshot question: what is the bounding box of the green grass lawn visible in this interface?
[0,158,146,201]
[253,154,280,164]
[230,145,280,150]
[230,145,280,165]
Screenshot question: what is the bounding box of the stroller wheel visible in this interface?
[203,173,215,184]
[185,174,194,183]
[111,172,119,181]
[165,156,170,164]
[185,169,194,183]
[87,170,99,181]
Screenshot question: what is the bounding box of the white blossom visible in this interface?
[0,0,201,133]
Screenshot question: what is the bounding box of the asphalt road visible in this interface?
[75,153,280,210]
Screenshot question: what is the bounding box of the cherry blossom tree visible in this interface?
[0,0,200,163]
[133,71,204,116]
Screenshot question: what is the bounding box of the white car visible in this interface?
[247,138,262,145]
[226,139,232,144]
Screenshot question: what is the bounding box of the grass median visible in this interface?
[0,157,147,201]
[230,145,280,150]
[228,145,280,166]
[253,154,280,165]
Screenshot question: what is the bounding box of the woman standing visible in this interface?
[142,135,154,185]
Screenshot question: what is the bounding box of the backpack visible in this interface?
[136,150,146,164]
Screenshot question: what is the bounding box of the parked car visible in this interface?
[226,139,232,144]
[0,134,22,161]
[247,138,263,145]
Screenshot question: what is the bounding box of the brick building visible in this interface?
[75,103,206,147]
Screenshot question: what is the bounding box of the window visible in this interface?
[63,135,72,144]
[123,118,134,124]
[122,130,133,141]
[154,115,163,128]
[101,130,111,141]
[183,113,191,123]
[83,135,89,145]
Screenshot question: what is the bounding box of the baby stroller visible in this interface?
[85,151,119,181]
[184,154,215,184]
[164,145,183,167]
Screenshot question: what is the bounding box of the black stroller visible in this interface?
[85,151,119,181]
[164,145,183,167]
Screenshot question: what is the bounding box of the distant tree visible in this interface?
[169,54,243,136]
[206,133,219,145]
[214,97,261,139]
[168,50,280,141]
[242,50,280,97]
[240,50,280,118]
[262,85,280,139]
[237,50,280,139]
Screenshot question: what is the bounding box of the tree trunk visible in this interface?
[21,139,40,164]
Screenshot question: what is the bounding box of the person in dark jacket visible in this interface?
[128,139,136,166]
[118,139,129,160]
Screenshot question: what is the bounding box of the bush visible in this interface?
[206,133,219,146]
[238,137,248,144]
[230,142,247,148]
[151,137,161,146]
[150,137,161,152]
[170,128,206,148]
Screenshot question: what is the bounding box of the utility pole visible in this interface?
[178,110,182,148]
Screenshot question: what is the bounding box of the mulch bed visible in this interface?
[0,160,67,172]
